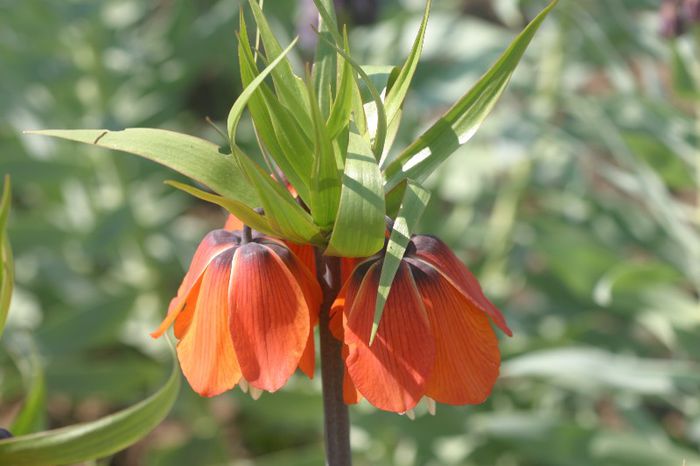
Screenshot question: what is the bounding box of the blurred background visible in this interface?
[2,0,700,464]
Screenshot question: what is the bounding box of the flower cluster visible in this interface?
[153,216,511,413]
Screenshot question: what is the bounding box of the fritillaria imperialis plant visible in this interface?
[21,0,557,463]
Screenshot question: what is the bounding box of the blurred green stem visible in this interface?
[315,251,351,466]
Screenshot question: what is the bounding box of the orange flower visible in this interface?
[151,229,321,397]
[331,235,512,413]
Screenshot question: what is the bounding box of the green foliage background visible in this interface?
[2,0,700,464]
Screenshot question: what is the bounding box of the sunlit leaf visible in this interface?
[247,0,312,130]
[165,180,276,236]
[372,179,430,342]
[383,0,431,135]
[383,0,558,189]
[306,76,342,229]
[312,0,340,118]
[234,148,324,245]
[25,129,259,207]
[0,349,180,466]
[313,0,388,159]
[227,36,300,143]
[326,132,386,257]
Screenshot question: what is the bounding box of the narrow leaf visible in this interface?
[165,181,277,236]
[0,175,12,339]
[306,76,342,229]
[247,0,312,130]
[316,32,388,159]
[326,30,355,140]
[0,349,180,466]
[372,179,430,342]
[234,148,324,245]
[25,129,259,207]
[326,132,386,257]
[383,0,558,188]
[238,18,313,201]
[9,338,46,436]
[311,0,340,118]
[227,36,300,142]
[383,0,431,131]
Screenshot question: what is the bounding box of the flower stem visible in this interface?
[315,251,351,466]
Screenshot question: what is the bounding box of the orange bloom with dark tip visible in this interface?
[331,234,511,413]
[151,229,321,397]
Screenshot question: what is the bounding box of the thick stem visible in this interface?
[315,251,351,466]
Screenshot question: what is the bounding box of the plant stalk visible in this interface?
[315,251,351,466]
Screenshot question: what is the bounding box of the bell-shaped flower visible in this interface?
[331,235,512,413]
[152,229,321,397]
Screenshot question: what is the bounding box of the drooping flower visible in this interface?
[151,229,321,397]
[331,234,512,413]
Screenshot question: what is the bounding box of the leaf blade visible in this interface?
[383,0,558,188]
[25,129,259,206]
[373,179,430,342]
[326,133,386,257]
[0,349,180,466]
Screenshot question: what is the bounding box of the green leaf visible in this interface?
[227,35,300,143]
[326,132,386,257]
[372,179,430,342]
[383,0,558,189]
[234,148,324,245]
[9,337,46,436]
[165,180,276,236]
[311,0,340,118]
[247,0,311,130]
[312,0,388,159]
[670,42,699,100]
[25,129,259,207]
[383,0,431,134]
[0,349,180,466]
[306,76,343,229]
[237,17,313,201]
[326,30,355,140]
[0,175,12,339]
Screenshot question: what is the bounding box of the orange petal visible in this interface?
[342,344,361,404]
[285,241,317,277]
[224,214,244,231]
[176,251,241,397]
[330,260,372,341]
[412,262,501,405]
[151,230,237,338]
[298,331,316,379]
[344,262,434,413]
[411,235,512,336]
[229,243,311,392]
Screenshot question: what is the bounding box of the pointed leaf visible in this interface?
[307,77,342,229]
[314,0,387,160]
[326,132,386,257]
[25,129,259,206]
[326,30,355,140]
[165,180,277,236]
[0,175,12,339]
[383,0,558,189]
[383,0,431,132]
[372,179,430,342]
[227,35,300,142]
[234,148,324,245]
[311,0,340,118]
[9,338,46,436]
[247,0,312,130]
[0,350,180,466]
[238,19,313,201]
